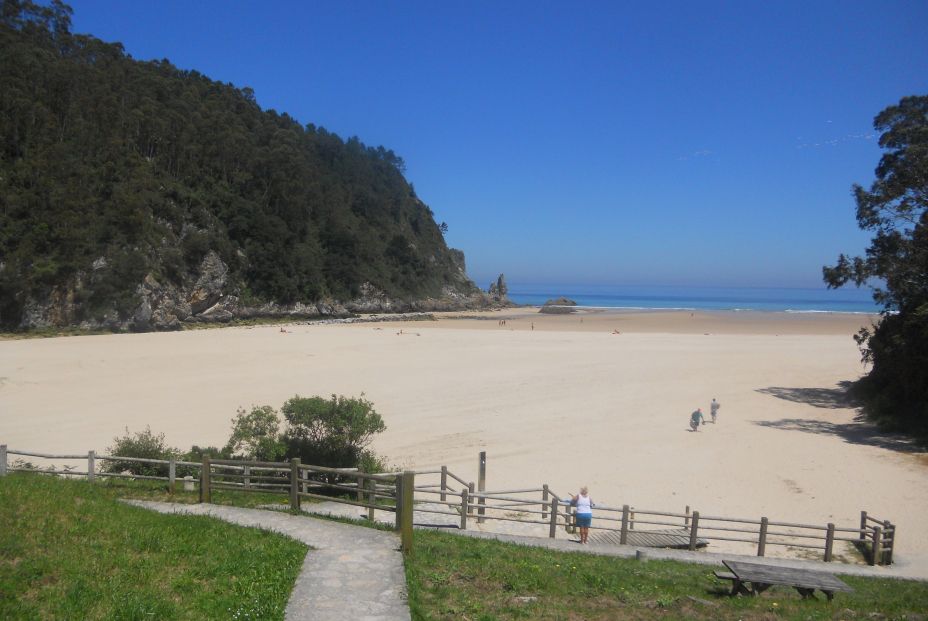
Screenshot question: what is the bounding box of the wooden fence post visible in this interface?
[169,457,176,494]
[440,466,448,502]
[460,489,469,530]
[367,478,376,521]
[757,517,768,557]
[824,523,835,562]
[688,511,700,551]
[200,455,211,503]
[477,452,486,523]
[0,444,7,476]
[684,505,690,528]
[548,497,558,538]
[87,450,95,483]
[243,465,250,490]
[630,508,635,530]
[542,484,549,520]
[620,505,630,544]
[871,525,882,566]
[400,471,414,555]
[859,511,868,542]
[884,521,895,565]
[289,458,301,511]
[468,482,475,515]
[825,522,835,563]
[393,476,402,529]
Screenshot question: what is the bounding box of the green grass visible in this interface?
[405,529,928,621]
[0,473,307,620]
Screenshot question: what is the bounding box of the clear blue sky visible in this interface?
[67,0,927,290]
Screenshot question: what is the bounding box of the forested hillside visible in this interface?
[0,1,495,331]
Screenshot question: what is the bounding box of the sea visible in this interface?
[505,284,880,314]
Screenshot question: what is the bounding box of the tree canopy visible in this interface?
[824,95,928,435]
[0,0,476,329]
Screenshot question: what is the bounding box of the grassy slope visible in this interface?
[4,473,927,620]
[0,474,306,620]
[406,530,928,621]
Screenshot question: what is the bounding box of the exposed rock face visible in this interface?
[17,253,509,332]
[187,252,228,314]
[539,297,578,314]
[487,274,508,301]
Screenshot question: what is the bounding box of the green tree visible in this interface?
[281,394,386,468]
[823,95,928,434]
[224,405,285,461]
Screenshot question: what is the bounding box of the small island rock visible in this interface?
[539,297,578,314]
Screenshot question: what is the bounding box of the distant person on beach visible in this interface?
[569,486,594,544]
[710,398,720,423]
[690,408,705,431]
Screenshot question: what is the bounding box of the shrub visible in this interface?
[103,427,180,476]
[224,405,285,461]
[282,394,386,469]
[357,449,390,474]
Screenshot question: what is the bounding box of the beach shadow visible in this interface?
[756,382,857,409]
[751,418,920,452]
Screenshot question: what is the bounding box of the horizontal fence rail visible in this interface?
[0,444,896,565]
[407,464,896,566]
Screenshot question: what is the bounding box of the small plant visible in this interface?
[103,427,179,476]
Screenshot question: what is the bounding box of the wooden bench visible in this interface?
[716,560,853,601]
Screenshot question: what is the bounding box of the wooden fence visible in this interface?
[0,444,896,565]
[405,465,896,566]
[0,445,415,554]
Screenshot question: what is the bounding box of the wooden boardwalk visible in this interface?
[589,528,709,549]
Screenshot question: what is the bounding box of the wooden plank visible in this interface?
[589,528,708,549]
[723,560,853,592]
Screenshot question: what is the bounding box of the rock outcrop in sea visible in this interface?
[539,297,578,314]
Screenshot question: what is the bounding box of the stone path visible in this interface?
[124,501,410,621]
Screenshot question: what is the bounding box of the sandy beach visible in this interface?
[2,308,926,577]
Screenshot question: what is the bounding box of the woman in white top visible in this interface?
[570,486,594,544]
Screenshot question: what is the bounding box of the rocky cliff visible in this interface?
[18,251,506,332]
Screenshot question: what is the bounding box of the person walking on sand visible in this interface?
[569,487,594,544]
[690,408,705,431]
[710,398,720,423]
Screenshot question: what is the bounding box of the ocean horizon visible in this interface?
[506,284,881,314]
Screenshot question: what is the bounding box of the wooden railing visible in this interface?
[406,465,897,566]
[1,446,200,492]
[0,446,417,554]
[0,444,897,564]
[860,510,896,566]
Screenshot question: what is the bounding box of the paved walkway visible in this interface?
[124,501,410,621]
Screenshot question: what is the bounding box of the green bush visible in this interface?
[103,427,180,477]
[281,394,386,469]
[223,405,285,461]
[357,449,390,474]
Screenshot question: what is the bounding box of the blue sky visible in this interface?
[67,0,927,290]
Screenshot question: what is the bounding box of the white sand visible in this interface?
[2,309,926,577]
